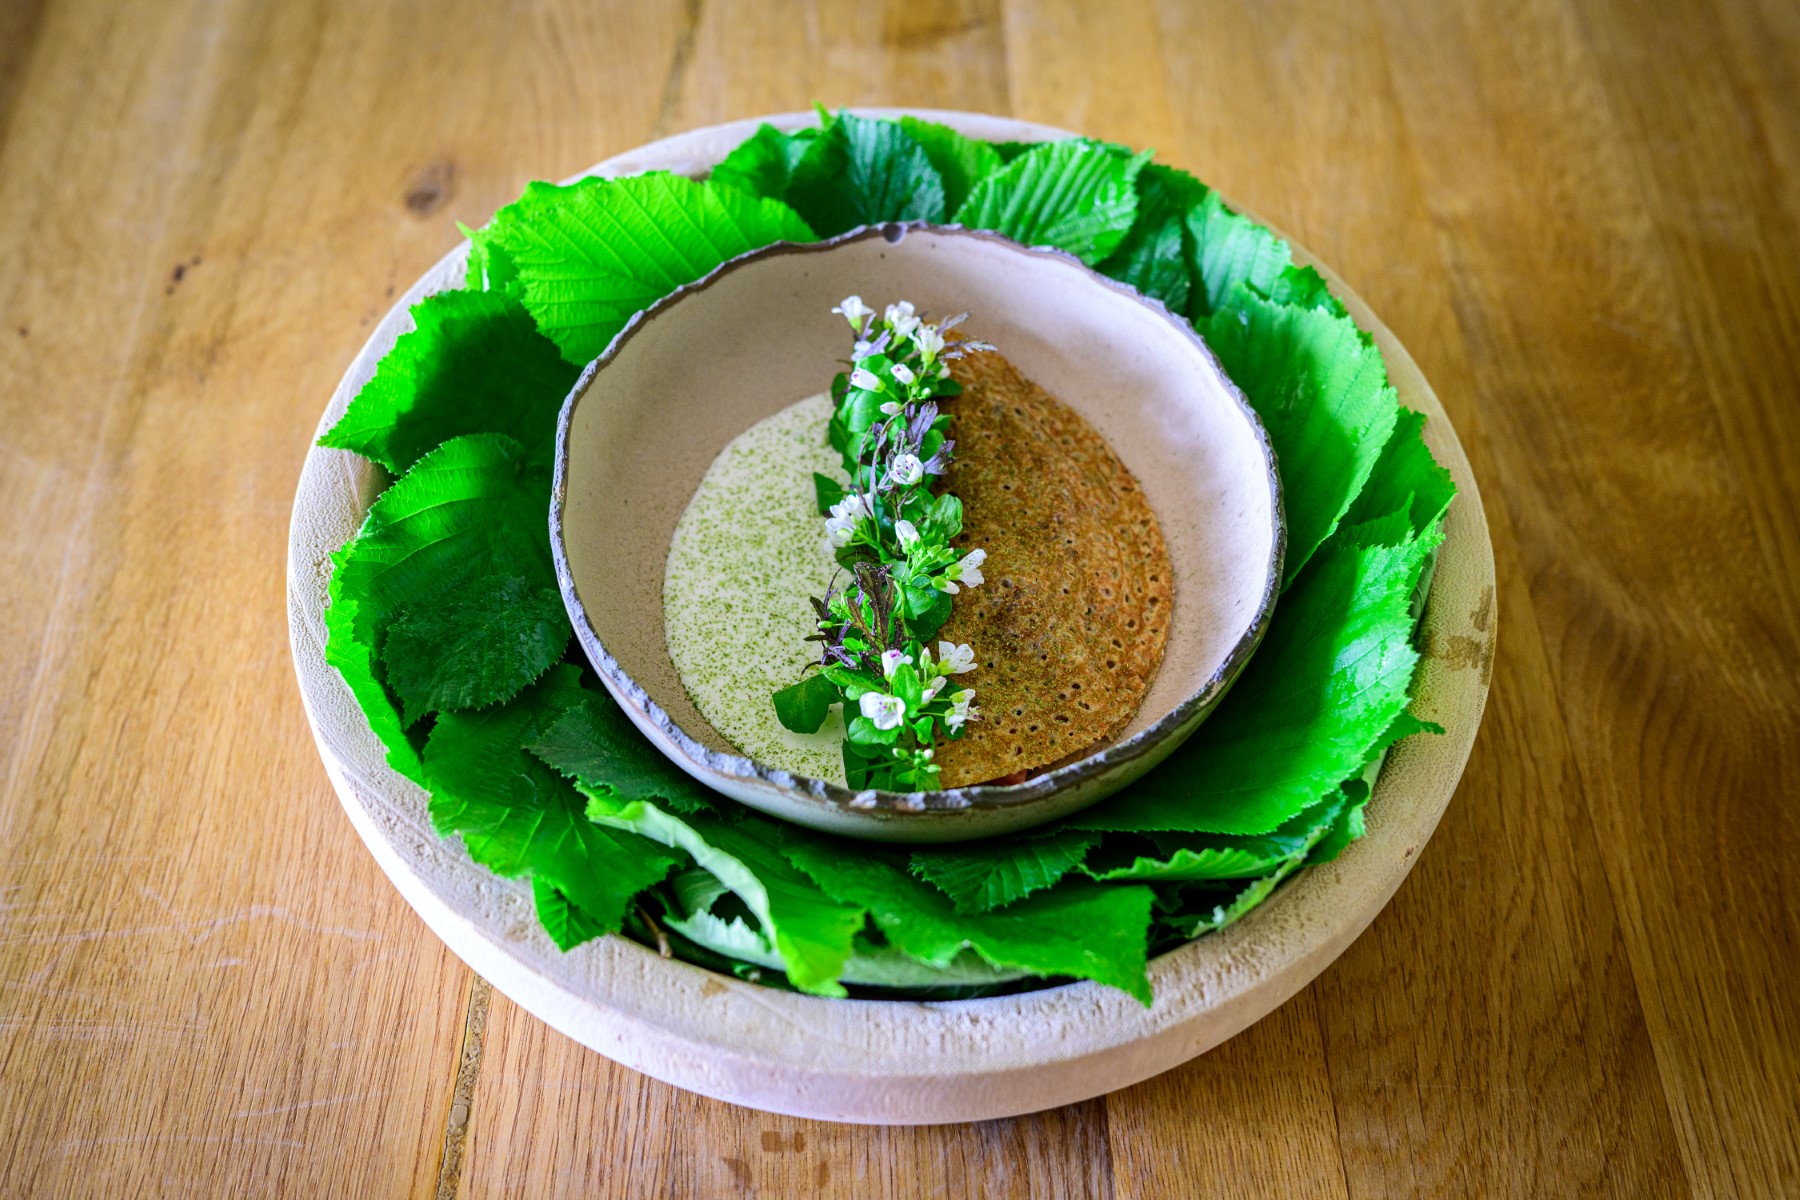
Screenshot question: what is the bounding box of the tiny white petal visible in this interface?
[849,367,883,391]
[859,691,906,731]
[880,649,909,679]
[880,401,904,416]
[890,454,924,486]
[922,675,947,701]
[914,326,945,361]
[895,519,921,549]
[891,362,915,385]
[937,641,977,674]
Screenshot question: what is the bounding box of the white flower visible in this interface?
[880,649,910,679]
[880,401,904,416]
[895,519,921,549]
[884,300,919,337]
[849,366,883,392]
[891,362,915,386]
[945,688,975,732]
[859,691,907,731]
[922,675,947,701]
[833,295,874,331]
[954,547,986,588]
[890,454,924,486]
[825,493,870,546]
[936,641,977,674]
[853,339,873,360]
[936,363,951,379]
[914,326,944,362]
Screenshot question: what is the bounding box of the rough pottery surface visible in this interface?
[552,221,1283,840]
[287,110,1496,1123]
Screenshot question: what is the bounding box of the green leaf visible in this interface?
[528,690,714,814]
[786,846,1156,1004]
[771,672,838,735]
[1075,525,1441,836]
[897,116,1004,214]
[812,471,846,514]
[322,547,424,785]
[425,667,682,937]
[909,829,1101,914]
[1342,407,1457,539]
[1186,191,1292,318]
[1204,285,1401,580]
[987,139,1039,163]
[328,434,560,724]
[1091,844,1289,883]
[954,140,1150,265]
[1306,783,1369,865]
[382,575,569,725]
[1098,162,1209,311]
[461,221,521,296]
[1266,264,1347,317]
[583,799,864,996]
[318,290,577,474]
[532,877,615,951]
[1158,796,1352,938]
[489,171,817,364]
[708,122,815,199]
[786,113,947,236]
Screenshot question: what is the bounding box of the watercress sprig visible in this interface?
[773,297,994,791]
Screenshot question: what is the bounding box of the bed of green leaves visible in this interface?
[319,110,1454,1004]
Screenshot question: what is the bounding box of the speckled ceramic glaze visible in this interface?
[289,110,1496,1124]
[552,223,1284,842]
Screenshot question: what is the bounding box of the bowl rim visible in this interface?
[550,221,1287,819]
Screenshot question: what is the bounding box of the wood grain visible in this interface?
[1,0,1795,1195]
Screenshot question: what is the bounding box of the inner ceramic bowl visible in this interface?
[552,224,1282,842]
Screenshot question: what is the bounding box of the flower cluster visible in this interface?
[771,298,994,791]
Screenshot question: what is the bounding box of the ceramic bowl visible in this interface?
[551,223,1284,842]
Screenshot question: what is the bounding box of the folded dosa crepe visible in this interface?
[931,350,1173,788]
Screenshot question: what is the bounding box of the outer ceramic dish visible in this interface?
[553,222,1284,842]
[287,109,1496,1123]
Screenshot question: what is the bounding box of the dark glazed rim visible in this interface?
[550,222,1287,822]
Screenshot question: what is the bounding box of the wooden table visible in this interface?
[3,0,1796,1195]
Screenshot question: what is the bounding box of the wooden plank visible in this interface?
[0,0,673,1193]
[1371,0,1800,1196]
[461,990,1112,1198]
[2,0,1798,1193]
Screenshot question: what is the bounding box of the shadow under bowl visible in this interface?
[552,223,1283,842]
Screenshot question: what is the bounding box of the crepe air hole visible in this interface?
[1012,707,1024,717]
[1079,700,1092,710]
[1055,713,1070,723]
[1013,746,1024,756]
[1111,638,1123,648]
[1057,692,1068,700]
[1106,659,1117,669]
[1071,682,1082,690]
[1028,724,1039,733]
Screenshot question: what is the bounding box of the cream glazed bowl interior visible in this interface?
[551,222,1284,842]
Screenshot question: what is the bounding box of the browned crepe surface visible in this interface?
[931,349,1173,788]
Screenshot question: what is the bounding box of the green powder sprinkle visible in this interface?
[664,394,848,783]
